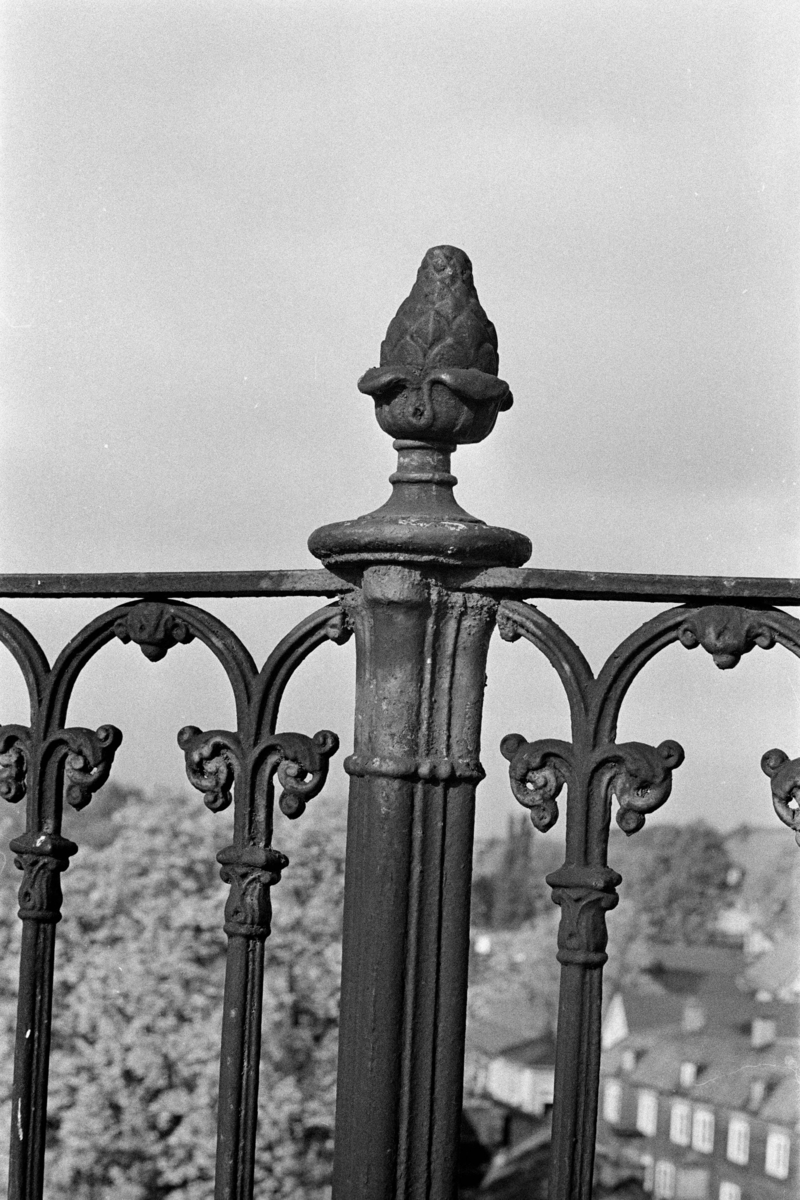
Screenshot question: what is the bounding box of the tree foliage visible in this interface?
[468,910,562,1036]
[467,820,740,1019]
[472,815,553,930]
[610,821,736,946]
[0,785,346,1199]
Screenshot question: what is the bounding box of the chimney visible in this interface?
[682,999,706,1033]
[751,1017,777,1048]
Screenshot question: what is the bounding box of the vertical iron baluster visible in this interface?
[5,719,121,1200]
[500,604,689,1200]
[214,837,286,1200]
[545,705,624,1199]
[177,728,282,1200]
[544,858,620,1198]
[179,721,338,1200]
[7,754,75,1200]
[121,599,344,1200]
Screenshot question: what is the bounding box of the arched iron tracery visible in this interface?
[497,598,800,1200]
[0,599,349,1200]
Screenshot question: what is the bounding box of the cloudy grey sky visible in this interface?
[1,0,798,841]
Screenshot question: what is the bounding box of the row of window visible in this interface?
[641,1157,743,1200]
[668,1102,714,1153]
[603,1079,791,1180]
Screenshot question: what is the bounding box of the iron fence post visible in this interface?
[310,247,530,1197]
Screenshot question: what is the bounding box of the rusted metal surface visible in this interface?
[3,566,800,605]
[0,609,124,1200]
[2,246,799,1200]
[330,569,496,1196]
[761,748,800,844]
[357,244,513,442]
[173,606,346,1199]
[497,598,800,1198]
[0,569,349,598]
[450,565,800,605]
[309,249,530,1197]
[0,600,348,1200]
[309,247,530,572]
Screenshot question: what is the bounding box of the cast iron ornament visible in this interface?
[500,732,685,836]
[114,602,194,661]
[678,605,774,669]
[309,246,530,569]
[761,748,800,845]
[358,245,512,443]
[0,727,28,804]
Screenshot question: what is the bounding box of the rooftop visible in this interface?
[605,1025,800,1127]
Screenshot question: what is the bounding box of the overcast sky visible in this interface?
[1,0,799,845]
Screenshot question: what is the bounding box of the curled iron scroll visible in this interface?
[500,734,569,832]
[497,600,800,844]
[602,739,685,835]
[761,749,800,845]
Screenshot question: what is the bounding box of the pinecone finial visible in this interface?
[358,246,513,444]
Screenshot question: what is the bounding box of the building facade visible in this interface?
[599,989,799,1200]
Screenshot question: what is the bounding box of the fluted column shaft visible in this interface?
[331,566,496,1200]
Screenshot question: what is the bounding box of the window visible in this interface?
[603,1078,622,1123]
[748,1078,766,1111]
[654,1159,676,1199]
[765,1129,791,1180]
[670,1100,691,1146]
[637,1089,659,1137]
[691,1108,714,1153]
[622,1048,638,1073]
[641,1154,654,1192]
[679,1061,697,1089]
[751,1017,776,1048]
[726,1115,749,1165]
[719,1184,741,1200]
[682,1000,705,1033]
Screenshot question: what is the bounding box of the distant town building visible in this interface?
[599,946,799,1199]
[464,1001,556,1137]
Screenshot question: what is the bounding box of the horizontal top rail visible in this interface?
[457,567,800,605]
[0,570,350,598]
[0,568,798,605]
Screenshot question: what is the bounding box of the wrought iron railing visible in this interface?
[2,246,798,1200]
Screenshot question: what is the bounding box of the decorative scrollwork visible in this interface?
[178,727,240,812]
[114,601,195,662]
[601,739,685,835]
[500,734,569,831]
[546,865,621,967]
[216,844,289,939]
[10,832,78,923]
[1,724,122,811]
[500,731,684,838]
[323,607,353,645]
[189,729,339,938]
[0,726,30,804]
[178,726,339,820]
[268,730,340,818]
[15,857,64,922]
[761,749,800,846]
[61,724,123,810]
[678,605,775,670]
[496,606,522,643]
